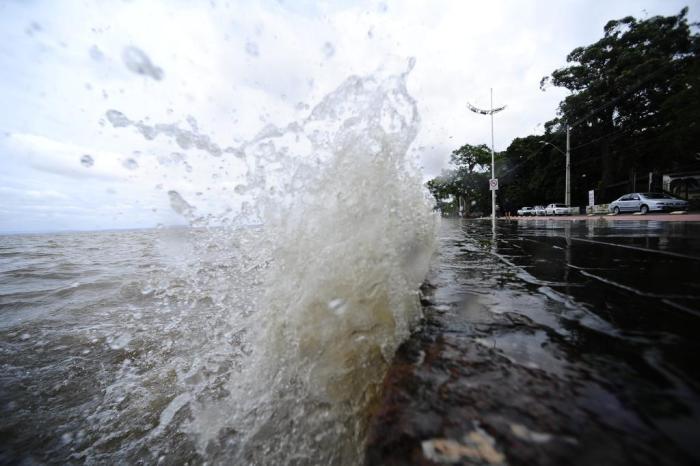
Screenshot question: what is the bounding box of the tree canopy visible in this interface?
[544,7,699,201]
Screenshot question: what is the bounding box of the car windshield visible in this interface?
[641,193,675,199]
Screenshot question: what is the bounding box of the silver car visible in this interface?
[517,206,536,216]
[608,192,688,215]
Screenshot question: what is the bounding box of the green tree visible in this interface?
[450,143,491,173]
[425,144,492,216]
[426,173,459,213]
[542,8,700,201]
[497,135,566,213]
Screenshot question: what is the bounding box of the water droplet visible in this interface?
[105,109,130,127]
[122,158,139,170]
[25,21,42,36]
[245,41,259,57]
[327,298,348,315]
[322,42,335,59]
[80,154,94,167]
[168,190,195,217]
[122,46,164,80]
[89,45,104,61]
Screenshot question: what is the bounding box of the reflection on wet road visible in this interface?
[366,218,700,466]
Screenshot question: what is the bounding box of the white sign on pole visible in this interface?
[489,178,498,191]
[588,190,595,207]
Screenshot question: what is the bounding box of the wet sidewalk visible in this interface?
[510,213,700,222]
[366,218,700,465]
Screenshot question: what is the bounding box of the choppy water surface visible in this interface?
[0,61,437,465]
[367,218,700,466]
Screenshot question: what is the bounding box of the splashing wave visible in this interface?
[104,57,436,464]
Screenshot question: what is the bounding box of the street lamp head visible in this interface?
[539,141,566,156]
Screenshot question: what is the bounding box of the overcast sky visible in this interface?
[0,0,696,233]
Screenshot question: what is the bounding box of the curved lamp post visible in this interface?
[467,89,506,228]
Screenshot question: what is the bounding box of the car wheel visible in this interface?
[640,204,649,214]
[613,206,620,215]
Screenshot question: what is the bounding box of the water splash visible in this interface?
[100,57,436,464]
[105,109,228,157]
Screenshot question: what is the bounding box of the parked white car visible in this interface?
[533,205,546,216]
[608,192,688,214]
[545,203,570,216]
[517,206,536,216]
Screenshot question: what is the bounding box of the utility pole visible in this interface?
[467,90,506,229]
[540,127,571,206]
[565,125,571,206]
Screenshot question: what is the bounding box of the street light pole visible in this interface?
[490,89,496,225]
[467,90,506,229]
[565,125,571,206]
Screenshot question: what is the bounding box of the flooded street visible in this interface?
[367,218,700,466]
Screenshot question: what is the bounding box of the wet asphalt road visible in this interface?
[366,218,700,466]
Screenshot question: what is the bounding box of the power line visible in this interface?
[498,144,548,178]
[569,125,633,151]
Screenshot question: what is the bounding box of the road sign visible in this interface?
[588,190,595,207]
[489,178,498,191]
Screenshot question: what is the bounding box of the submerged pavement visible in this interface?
[366,218,700,466]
